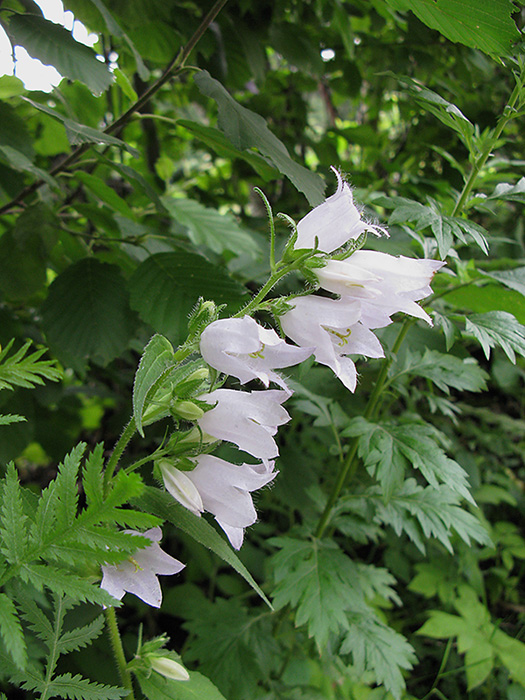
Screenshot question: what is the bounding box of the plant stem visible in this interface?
[103,418,137,494]
[234,267,292,317]
[452,69,523,217]
[105,607,135,699]
[0,0,230,216]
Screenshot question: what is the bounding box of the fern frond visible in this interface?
[19,564,115,608]
[0,463,28,564]
[57,616,105,655]
[55,443,84,531]
[0,340,61,392]
[0,414,26,425]
[42,673,126,700]
[0,593,26,670]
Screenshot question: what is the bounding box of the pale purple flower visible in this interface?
[279,295,384,392]
[161,456,276,549]
[197,388,291,459]
[294,168,385,252]
[316,252,445,325]
[100,527,184,608]
[200,316,313,390]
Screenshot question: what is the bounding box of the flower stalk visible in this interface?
[105,607,135,699]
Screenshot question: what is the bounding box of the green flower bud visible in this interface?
[171,400,205,421]
[150,656,190,681]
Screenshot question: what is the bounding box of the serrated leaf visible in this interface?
[0,339,61,391]
[133,334,176,437]
[43,673,126,700]
[57,616,105,655]
[163,196,260,258]
[464,311,525,362]
[82,444,105,509]
[136,488,271,607]
[341,614,415,700]
[137,667,227,700]
[384,0,519,56]
[8,14,112,93]
[0,463,28,563]
[344,418,474,503]
[19,563,116,607]
[270,537,362,648]
[0,414,26,425]
[0,593,26,670]
[54,442,84,530]
[129,252,248,345]
[390,349,488,393]
[194,71,325,206]
[41,257,137,370]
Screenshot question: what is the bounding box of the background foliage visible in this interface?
[0,0,525,698]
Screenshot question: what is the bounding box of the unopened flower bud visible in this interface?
[188,298,219,337]
[150,656,190,681]
[158,460,204,516]
[171,400,205,421]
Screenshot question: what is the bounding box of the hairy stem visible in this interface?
[103,418,137,494]
[105,607,135,699]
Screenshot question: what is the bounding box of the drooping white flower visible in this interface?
[294,168,385,252]
[197,388,291,459]
[316,252,445,325]
[100,527,184,608]
[200,316,313,390]
[279,295,384,392]
[161,456,276,550]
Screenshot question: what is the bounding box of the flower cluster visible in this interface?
[280,170,445,391]
[101,167,444,608]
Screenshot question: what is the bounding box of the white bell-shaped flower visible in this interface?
[162,456,276,550]
[280,295,384,392]
[316,252,445,325]
[198,388,291,459]
[200,316,313,390]
[294,168,385,252]
[100,527,184,608]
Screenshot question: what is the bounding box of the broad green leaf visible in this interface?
[24,98,137,155]
[493,629,525,687]
[194,70,325,206]
[445,282,525,325]
[482,267,525,297]
[177,120,278,180]
[137,667,228,700]
[0,593,26,669]
[464,311,525,362]
[133,334,176,436]
[384,0,519,56]
[8,14,113,93]
[0,202,58,300]
[41,257,137,370]
[0,145,58,191]
[341,614,416,700]
[163,195,260,258]
[129,252,248,345]
[137,487,272,607]
[465,641,494,689]
[0,101,34,159]
[488,178,525,203]
[417,610,469,638]
[74,171,137,220]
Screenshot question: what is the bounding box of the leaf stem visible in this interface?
[105,607,135,699]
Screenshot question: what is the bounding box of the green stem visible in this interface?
[234,267,292,318]
[103,418,137,494]
[315,318,413,539]
[105,607,135,699]
[452,70,523,217]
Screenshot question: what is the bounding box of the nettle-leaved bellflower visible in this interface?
[161,456,276,550]
[294,168,385,253]
[279,295,384,392]
[316,252,445,326]
[197,388,291,459]
[200,316,313,390]
[100,527,184,608]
